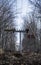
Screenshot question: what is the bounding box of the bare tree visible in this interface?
[0,0,16,51]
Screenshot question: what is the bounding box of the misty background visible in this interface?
[0,0,41,52]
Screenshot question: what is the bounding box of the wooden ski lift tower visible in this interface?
[4,28,29,53]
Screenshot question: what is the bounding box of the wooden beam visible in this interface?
[4,29,29,33]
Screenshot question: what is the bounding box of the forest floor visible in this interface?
[0,51,41,65]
